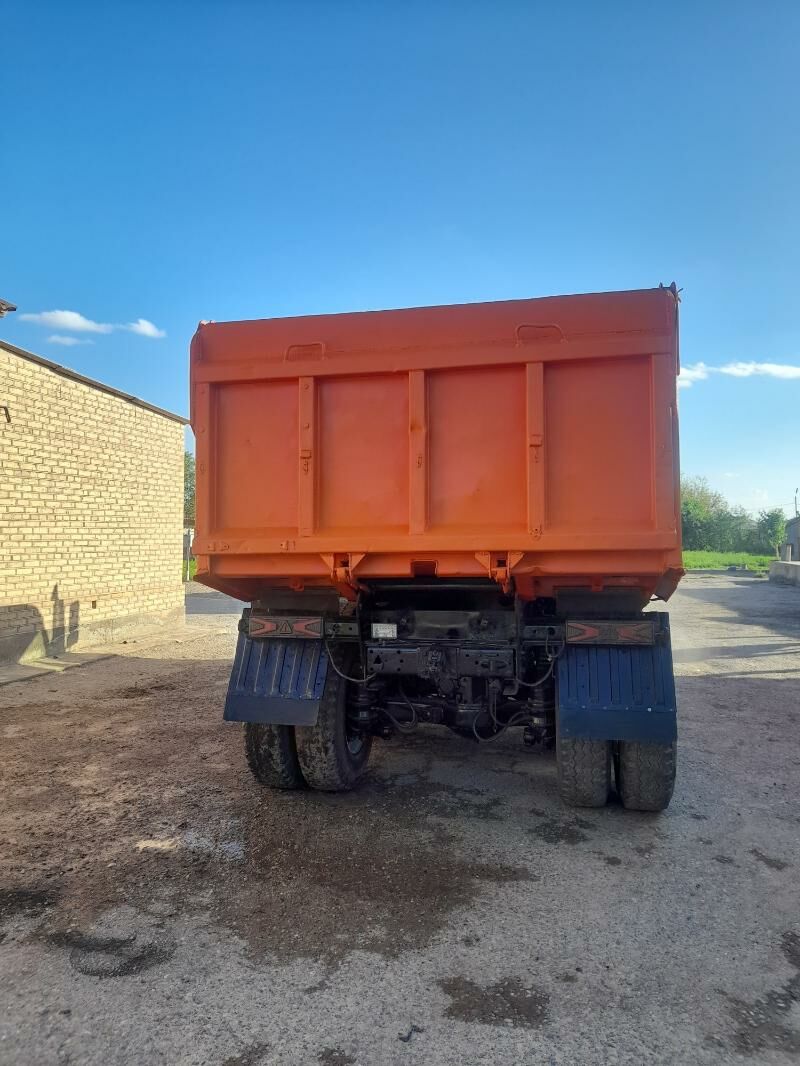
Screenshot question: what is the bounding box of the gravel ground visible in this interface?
[1,573,799,1066]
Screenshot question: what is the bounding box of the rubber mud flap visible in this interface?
[557,613,677,744]
[224,634,328,725]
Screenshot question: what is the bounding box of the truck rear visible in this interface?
[191,285,683,810]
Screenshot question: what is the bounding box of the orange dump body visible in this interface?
[191,287,683,605]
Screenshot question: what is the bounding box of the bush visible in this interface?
[683,551,773,571]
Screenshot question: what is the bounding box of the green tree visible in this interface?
[681,496,712,550]
[680,475,727,515]
[680,476,724,549]
[184,451,196,526]
[757,508,786,557]
[680,475,763,553]
[710,505,757,553]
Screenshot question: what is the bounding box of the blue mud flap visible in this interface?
[556,614,677,743]
[224,635,329,726]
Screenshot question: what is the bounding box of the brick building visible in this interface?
[0,341,186,665]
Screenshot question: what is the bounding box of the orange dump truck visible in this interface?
[191,285,683,811]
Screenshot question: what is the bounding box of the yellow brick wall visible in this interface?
[0,345,185,663]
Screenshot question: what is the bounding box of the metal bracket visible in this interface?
[320,552,367,600]
[474,551,524,594]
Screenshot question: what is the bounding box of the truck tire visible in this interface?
[244,723,305,790]
[556,723,611,808]
[294,654,372,791]
[617,741,676,812]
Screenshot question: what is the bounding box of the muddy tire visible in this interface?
[617,740,676,812]
[244,723,305,789]
[556,721,611,808]
[295,653,372,792]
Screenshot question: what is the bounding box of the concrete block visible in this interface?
[769,561,800,585]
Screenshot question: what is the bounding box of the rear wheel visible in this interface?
[556,721,611,808]
[244,723,305,789]
[617,740,676,812]
[295,650,372,791]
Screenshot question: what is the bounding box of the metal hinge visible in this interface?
[320,553,366,600]
[474,551,524,594]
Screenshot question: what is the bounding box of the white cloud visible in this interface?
[679,359,800,388]
[46,334,94,347]
[678,362,710,388]
[123,318,166,338]
[20,309,112,333]
[718,361,800,379]
[19,308,166,340]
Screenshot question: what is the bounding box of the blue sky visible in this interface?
[2,2,798,514]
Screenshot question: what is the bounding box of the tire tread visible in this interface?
[295,658,371,791]
[557,733,611,808]
[244,723,305,789]
[618,741,676,812]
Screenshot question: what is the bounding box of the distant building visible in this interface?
[784,515,800,562]
[0,340,187,665]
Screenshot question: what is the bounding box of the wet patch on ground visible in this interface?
[366,773,505,823]
[528,817,591,845]
[207,786,535,963]
[318,1048,356,1065]
[303,976,331,994]
[0,886,61,921]
[44,925,176,978]
[594,852,622,866]
[221,1043,271,1066]
[727,931,800,1054]
[439,975,550,1028]
[750,848,790,872]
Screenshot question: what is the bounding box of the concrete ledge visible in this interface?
[769,561,800,585]
[0,620,229,688]
[686,568,766,577]
[0,604,185,667]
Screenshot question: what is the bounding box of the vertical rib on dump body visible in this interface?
[191,286,682,605]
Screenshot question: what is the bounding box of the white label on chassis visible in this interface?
[371,622,398,639]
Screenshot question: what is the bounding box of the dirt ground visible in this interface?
[1,574,799,1066]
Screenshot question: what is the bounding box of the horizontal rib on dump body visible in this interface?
[190,286,683,603]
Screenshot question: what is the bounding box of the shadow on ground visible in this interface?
[678,575,800,640]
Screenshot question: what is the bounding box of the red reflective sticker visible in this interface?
[566,620,654,645]
[249,615,323,638]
